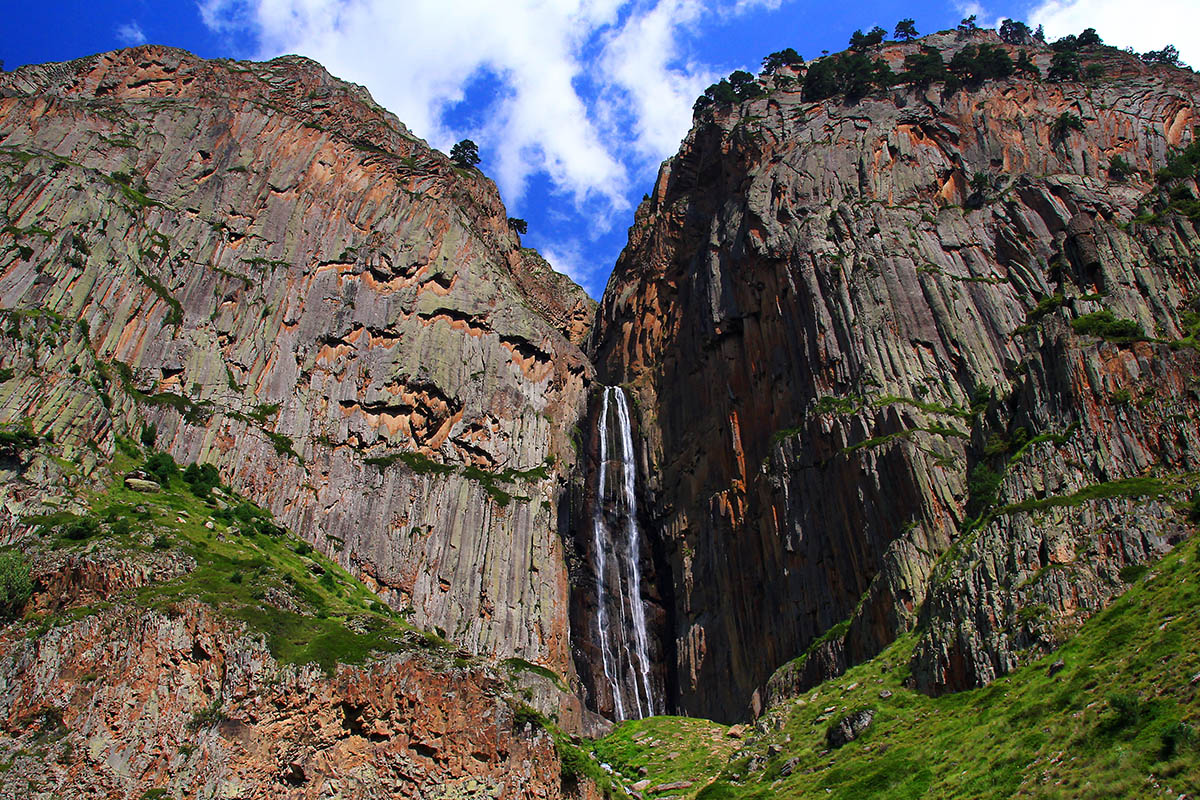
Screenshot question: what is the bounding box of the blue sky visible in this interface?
[3,1,1197,298]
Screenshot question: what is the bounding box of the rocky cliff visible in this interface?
[589,30,1200,721]
[0,45,595,680]
[0,575,577,799]
[0,45,611,798]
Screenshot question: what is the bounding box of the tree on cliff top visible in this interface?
[900,46,948,87]
[999,19,1032,45]
[1048,50,1082,82]
[694,70,763,113]
[802,58,839,101]
[949,44,1013,85]
[728,70,764,100]
[894,19,918,41]
[450,139,480,169]
[762,48,804,74]
[1142,45,1183,67]
[849,26,887,51]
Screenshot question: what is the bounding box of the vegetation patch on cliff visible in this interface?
[365,450,550,507]
[18,445,447,673]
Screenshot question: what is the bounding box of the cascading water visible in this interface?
[591,385,659,720]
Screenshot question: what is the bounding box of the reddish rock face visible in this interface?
[590,32,1200,720]
[0,46,594,682]
[0,584,593,799]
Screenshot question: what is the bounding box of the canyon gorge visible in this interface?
[1,22,1199,800]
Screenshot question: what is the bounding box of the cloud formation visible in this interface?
[198,0,746,222]
[116,21,147,46]
[598,0,717,160]
[1029,0,1199,66]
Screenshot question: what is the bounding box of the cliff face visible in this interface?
[0,45,594,682]
[0,551,591,799]
[590,31,1200,720]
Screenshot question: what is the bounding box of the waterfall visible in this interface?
[591,385,658,720]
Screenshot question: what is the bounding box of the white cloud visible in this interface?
[599,0,717,160]
[1029,0,1200,66]
[729,0,783,11]
[197,0,748,222]
[116,21,147,46]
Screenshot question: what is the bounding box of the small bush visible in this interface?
[1156,136,1200,183]
[512,702,549,731]
[968,463,1004,516]
[1109,154,1135,180]
[1106,692,1143,728]
[1118,564,1148,583]
[144,452,178,486]
[1160,720,1196,758]
[62,517,100,541]
[186,700,226,731]
[1071,310,1146,343]
[114,435,140,458]
[111,518,133,537]
[0,550,32,619]
[1051,111,1084,140]
[140,423,157,447]
[0,428,38,453]
[182,462,221,499]
[218,502,285,537]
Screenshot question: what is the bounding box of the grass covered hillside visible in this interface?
[4,439,455,672]
[591,525,1200,799]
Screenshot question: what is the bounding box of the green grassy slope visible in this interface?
[592,530,1200,799]
[12,443,456,672]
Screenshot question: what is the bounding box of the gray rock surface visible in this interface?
[0,46,595,684]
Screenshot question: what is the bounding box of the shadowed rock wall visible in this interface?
[591,32,1200,720]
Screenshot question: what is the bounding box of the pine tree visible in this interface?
[894,19,918,41]
[762,48,803,74]
[450,139,480,168]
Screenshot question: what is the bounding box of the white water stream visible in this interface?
[590,385,658,719]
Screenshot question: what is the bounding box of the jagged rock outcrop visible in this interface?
[0,556,598,800]
[0,45,595,687]
[590,30,1200,720]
